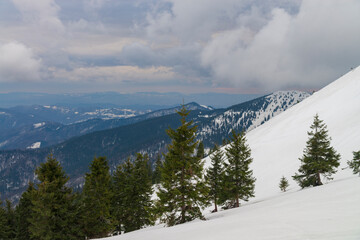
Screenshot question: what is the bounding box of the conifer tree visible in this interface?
[293,114,340,188]
[0,198,9,240]
[152,154,163,184]
[112,155,154,233]
[348,150,360,176]
[112,158,132,235]
[205,144,225,212]
[279,176,289,192]
[29,154,80,240]
[15,183,35,240]
[4,200,16,239]
[82,156,112,239]
[157,105,209,226]
[224,131,256,208]
[196,141,205,159]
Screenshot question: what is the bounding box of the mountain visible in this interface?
[0,92,260,108]
[98,68,360,240]
[0,102,214,150]
[0,91,309,200]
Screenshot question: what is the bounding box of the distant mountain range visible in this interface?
[0,92,261,108]
[0,103,213,150]
[0,91,309,201]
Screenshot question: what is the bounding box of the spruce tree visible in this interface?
[205,144,225,212]
[293,114,340,188]
[82,156,112,239]
[157,105,209,226]
[348,150,360,176]
[224,131,256,208]
[29,154,80,240]
[112,155,154,234]
[0,198,9,240]
[15,183,35,240]
[152,154,163,184]
[4,200,16,239]
[196,141,205,159]
[279,176,289,192]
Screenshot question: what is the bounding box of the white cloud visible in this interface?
[52,65,175,83]
[201,0,360,91]
[0,42,42,82]
[11,0,65,33]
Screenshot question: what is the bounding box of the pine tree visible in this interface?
[205,144,225,212]
[29,154,80,240]
[157,105,209,226]
[112,155,154,234]
[4,200,16,239]
[293,114,340,188]
[15,183,35,240]
[152,154,163,184]
[348,150,360,176]
[196,141,205,159]
[0,198,9,240]
[82,156,112,239]
[224,131,256,208]
[279,176,289,192]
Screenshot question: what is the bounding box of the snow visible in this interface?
[100,177,360,240]
[27,142,41,149]
[33,122,45,128]
[98,67,360,240]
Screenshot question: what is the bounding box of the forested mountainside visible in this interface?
[0,91,309,201]
[0,102,213,150]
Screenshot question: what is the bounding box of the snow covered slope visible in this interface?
[100,177,360,240]
[247,66,360,200]
[100,67,360,240]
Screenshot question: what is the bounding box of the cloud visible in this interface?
[52,65,175,83]
[11,0,65,33]
[200,0,360,91]
[0,42,42,82]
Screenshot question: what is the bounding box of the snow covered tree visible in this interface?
[224,131,256,208]
[348,150,360,176]
[82,156,112,239]
[157,105,209,226]
[279,176,289,192]
[293,114,340,188]
[112,154,154,234]
[29,154,80,240]
[205,144,225,212]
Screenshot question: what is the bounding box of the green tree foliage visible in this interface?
[29,154,81,240]
[0,198,9,240]
[152,154,163,184]
[112,154,154,234]
[205,144,225,212]
[4,200,16,239]
[157,105,209,226]
[82,156,112,239]
[224,131,256,208]
[293,114,340,188]
[15,183,35,240]
[348,150,360,176]
[196,141,205,159]
[279,176,289,192]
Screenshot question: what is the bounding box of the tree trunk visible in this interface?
[316,172,322,186]
[236,194,239,208]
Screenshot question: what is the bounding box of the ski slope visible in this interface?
[99,67,360,240]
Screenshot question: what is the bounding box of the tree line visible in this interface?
[0,108,359,240]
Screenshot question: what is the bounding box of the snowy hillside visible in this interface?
[100,67,360,240]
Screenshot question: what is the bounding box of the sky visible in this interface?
[0,0,359,94]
